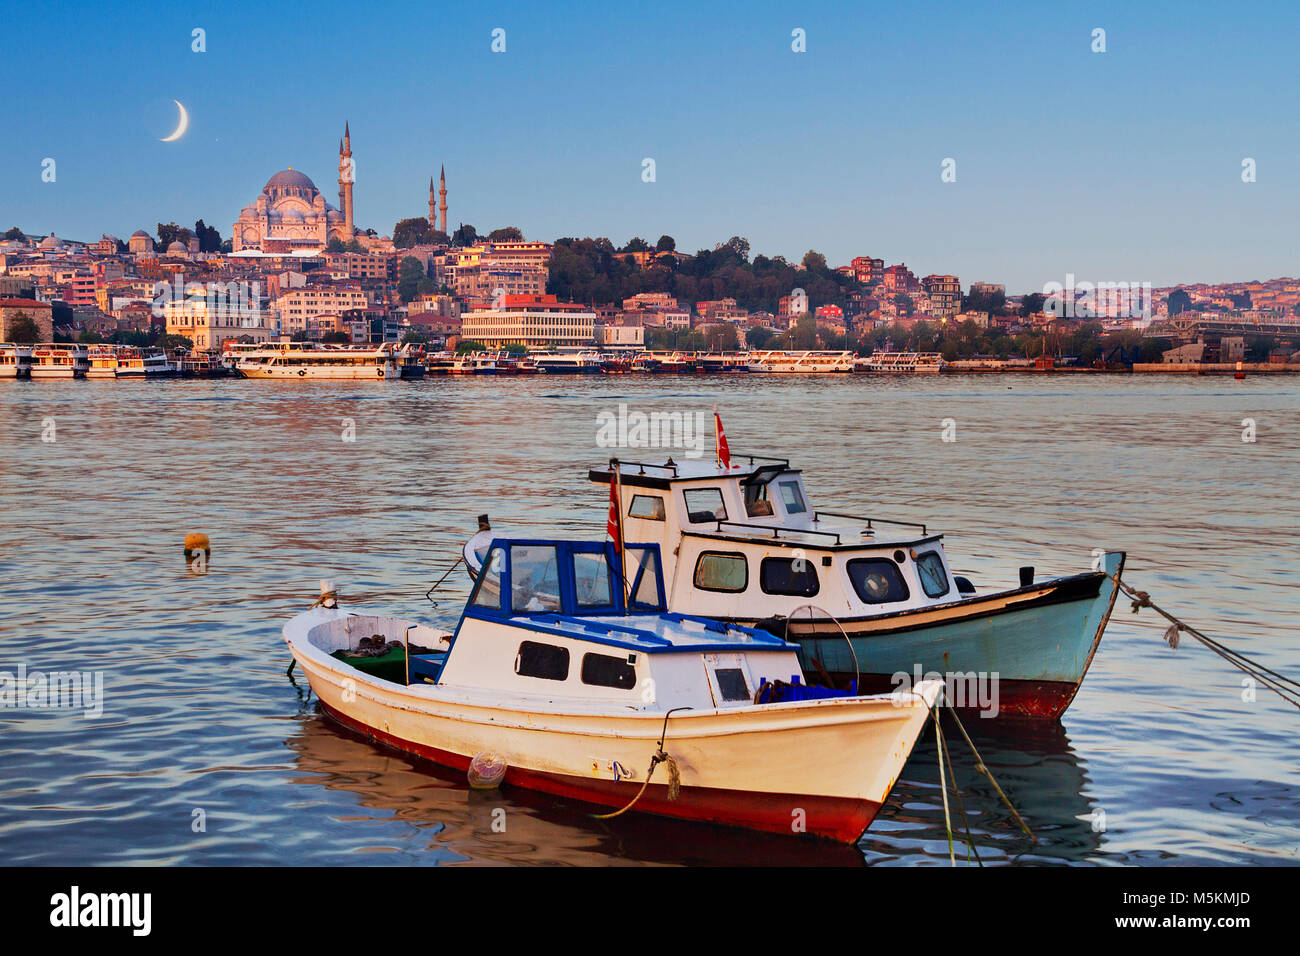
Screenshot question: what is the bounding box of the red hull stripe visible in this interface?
[318,701,880,842]
[845,673,1079,721]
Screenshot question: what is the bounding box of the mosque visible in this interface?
[230,124,446,255]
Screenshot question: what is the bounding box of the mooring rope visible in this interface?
[933,707,955,865]
[944,704,1037,844]
[937,711,982,866]
[592,707,689,820]
[1112,574,1300,710]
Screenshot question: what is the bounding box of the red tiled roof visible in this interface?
[0,298,49,309]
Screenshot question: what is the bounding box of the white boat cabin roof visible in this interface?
[589,455,933,548]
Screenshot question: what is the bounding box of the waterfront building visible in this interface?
[274,285,371,337]
[161,298,271,351]
[850,256,885,286]
[460,294,596,348]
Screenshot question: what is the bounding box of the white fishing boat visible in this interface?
[853,351,946,374]
[285,538,941,841]
[747,350,854,373]
[468,434,1125,720]
[232,341,407,380]
[29,344,89,379]
[0,343,33,378]
[86,345,175,379]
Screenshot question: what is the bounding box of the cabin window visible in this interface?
[581,652,636,690]
[572,551,613,609]
[779,480,807,515]
[627,547,664,609]
[847,558,911,604]
[714,668,751,702]
[683,487,727,523]
[510,545,562,613]
[694,552,748,592]
[515,641,569,681]
[470,547,505,610]
[744,483,774,517]
[916,551,951,598]
[760,557,820,597]
[628,495,665,520]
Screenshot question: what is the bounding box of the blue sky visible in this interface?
[1,0,1296,292]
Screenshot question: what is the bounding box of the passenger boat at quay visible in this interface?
[853,351,946,374]
[748,350,854,373]
[285,538,942,841]
[29,344,89,379]
[531,349,604,374]
[85,345,175,379]
[228,341,418,379]
[0,343,32,378]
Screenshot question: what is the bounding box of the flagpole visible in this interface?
[610,458,631,614]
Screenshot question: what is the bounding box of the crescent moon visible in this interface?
[161,100,189,142]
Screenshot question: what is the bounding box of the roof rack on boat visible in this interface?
[812,510,928,536]
[733,452,791,469]
[611,459,680,477]
[712,519,846,545]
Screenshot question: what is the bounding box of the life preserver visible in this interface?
[297,369,306,377]
[377,367,384,378]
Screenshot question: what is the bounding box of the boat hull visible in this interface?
[286,611,940,842]
[754,553,1125,721]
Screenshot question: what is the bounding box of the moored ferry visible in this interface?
[854,351,946,374]
[86,345,175,379]
[530,349,603,374]
[230,341,409,380]
[30,344,89,379]
[748,350,854,373]
[0,343,33,378]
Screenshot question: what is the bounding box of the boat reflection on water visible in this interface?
[285,708,865,866]
[861,719,1105,865]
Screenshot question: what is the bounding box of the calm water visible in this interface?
[2,374,1297,866]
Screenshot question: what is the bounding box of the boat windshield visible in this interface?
[511,544,562,613]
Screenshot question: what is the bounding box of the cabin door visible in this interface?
[702,653,756,708]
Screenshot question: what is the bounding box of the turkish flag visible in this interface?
[607,466,622,554]
[715,410,731,470]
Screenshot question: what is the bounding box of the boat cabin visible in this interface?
[588,457,972,625]
[420,538,810,709]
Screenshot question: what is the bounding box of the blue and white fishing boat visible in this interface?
[285,538,942,842]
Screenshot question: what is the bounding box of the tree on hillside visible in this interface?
[397,256,427,303]
[193,219,222,252]
[487,227,523,242]
[621,237,649,253]
[801,250,828,274]
[155,222,192,251]
[656,235,675,252]
[326,237,364,253]
[4,226,24,240]
[6,311,40,344]
[393,218,434,249]
[451,223,478,246]
[1020,292,1046,317]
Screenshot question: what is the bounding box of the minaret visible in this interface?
[428,177,436,230]
[438,165,448,236]
[338,122,354,235]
